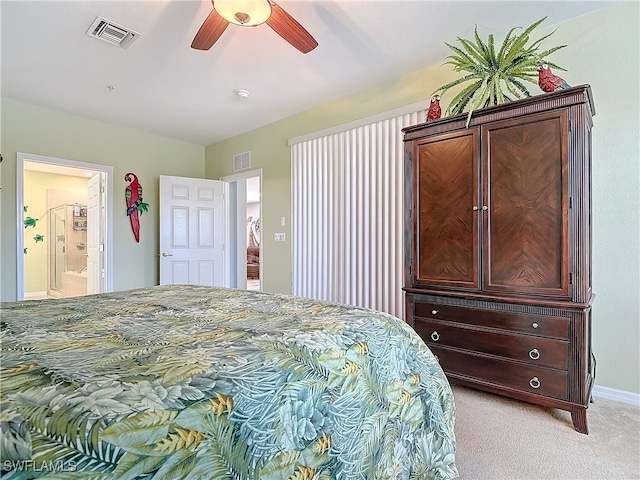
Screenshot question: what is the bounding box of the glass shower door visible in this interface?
[49,206,66,293]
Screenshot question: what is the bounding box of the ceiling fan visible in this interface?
[191,0,318,54]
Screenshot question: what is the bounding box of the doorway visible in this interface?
[221,170,262,291]
[17,153,113,300]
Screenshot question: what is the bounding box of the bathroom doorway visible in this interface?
[17,153,113,300]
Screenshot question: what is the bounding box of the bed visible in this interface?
[1,285,457,479]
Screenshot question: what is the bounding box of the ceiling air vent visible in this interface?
[86,16,140,49]
[233,151,251,172]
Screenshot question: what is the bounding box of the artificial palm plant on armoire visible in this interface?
[435,17,567,125]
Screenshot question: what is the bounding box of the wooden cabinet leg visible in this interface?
[570,407,589,434]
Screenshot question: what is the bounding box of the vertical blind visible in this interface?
[291,107,423,319]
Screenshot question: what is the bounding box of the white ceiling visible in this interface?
[23,160,99,178]
[1,1,615,146]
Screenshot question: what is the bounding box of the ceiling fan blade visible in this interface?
[266,2,318,54]
[191,8,230,50]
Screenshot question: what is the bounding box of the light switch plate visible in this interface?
[274,233,286,242]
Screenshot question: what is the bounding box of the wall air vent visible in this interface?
[86,16,140,49]
[233,151,251,172]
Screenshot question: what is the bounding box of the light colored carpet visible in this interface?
[451,385,640,479]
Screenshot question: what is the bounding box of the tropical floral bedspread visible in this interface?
[0,285,457,479]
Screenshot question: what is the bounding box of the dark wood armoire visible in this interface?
[402,85,595,434]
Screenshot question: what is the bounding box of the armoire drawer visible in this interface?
[414,302,570,339]
[414,318,569,370]
[429,344,569,400]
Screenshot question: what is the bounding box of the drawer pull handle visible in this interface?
[431,331,440,342]
[532,322,539,329]
[431,309,438,315]
[529,348,540,360]
[529,377,541,389]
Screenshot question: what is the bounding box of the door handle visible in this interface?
[160,252,173,257]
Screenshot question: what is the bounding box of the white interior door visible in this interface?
[159,175,225,286]
[86,172,103,294]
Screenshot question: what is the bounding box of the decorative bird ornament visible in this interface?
[426,94,442,121]
[537,63,570,92]
[124,173,149,243]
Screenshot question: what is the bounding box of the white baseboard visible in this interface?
[24,290,47,299]
[592,385,640,407]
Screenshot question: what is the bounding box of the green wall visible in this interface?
[204,62,458,294]
[204,2,640,394]
[1,98,205,301]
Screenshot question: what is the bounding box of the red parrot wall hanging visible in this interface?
[124,173,149,242]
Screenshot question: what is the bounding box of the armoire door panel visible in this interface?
[415,130,479,289]
[483,112,570,297]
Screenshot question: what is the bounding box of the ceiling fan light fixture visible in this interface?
[214,0,272,27]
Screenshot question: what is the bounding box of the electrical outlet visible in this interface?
[280,216,286,226]
[274,233,286,242]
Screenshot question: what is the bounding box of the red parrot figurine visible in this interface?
[537,63,570,93]
[426,94,442,121]
[124,173,148,242]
